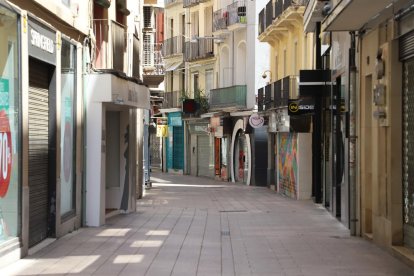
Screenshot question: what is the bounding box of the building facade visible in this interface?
[0,0,150,265]
[258,0,313,198]
[305,0,414,263]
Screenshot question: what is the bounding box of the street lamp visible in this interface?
[262,70,272,83]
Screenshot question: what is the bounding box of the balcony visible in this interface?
[165,0,182,7]
[163,91,182,109]
[258,0,307,42]
[258,76,298,111]
[93,19,127,73]
[209,85,247,111]
[163,36,185,58]
[228,0,247,30]
[183,0,199,8]
[143,43,164,86]
[184,38,214,62]
[213,9,228,34]
[259,9,265,35]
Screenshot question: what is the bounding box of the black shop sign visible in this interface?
[288,99,315,116]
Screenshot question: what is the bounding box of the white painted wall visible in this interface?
[33,0,90,35]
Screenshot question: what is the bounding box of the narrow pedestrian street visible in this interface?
[1,173,413,276]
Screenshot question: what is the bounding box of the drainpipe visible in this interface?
[349,31,357,236]
[82,37,90,226]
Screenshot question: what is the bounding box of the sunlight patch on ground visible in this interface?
[113,254,144,264]
[0,256,100,275]
[153,183,228,188]
[0,259,37,275]
[131,240,163,248]
[150,177,172,183]
[146,230,170,236]
[97,228,131,237]
[53,256,100,274]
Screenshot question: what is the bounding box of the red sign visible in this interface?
[0,110,12,198]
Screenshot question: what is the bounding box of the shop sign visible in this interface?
[195,125,208,133]
[169,116,182,127]
[249,114,264,128]
[28,19,56,65]
[214,126,223,138]
[156,125,168,137]
[288,99,315,116]
[0,110,12,198]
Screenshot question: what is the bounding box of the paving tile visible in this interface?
[1,173,413,276]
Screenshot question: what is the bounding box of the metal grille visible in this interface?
[404,59,414,247]
[143,7,152,28]
[172,126,184,170]
[197,135,211,177]
[28,60,50,247]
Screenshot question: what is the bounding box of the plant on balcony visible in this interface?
[180,88,209,115]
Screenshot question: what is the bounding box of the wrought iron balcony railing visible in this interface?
[228,0,247,26]
[258,75,298,111]
[213,9,228,32]
[163,91,182,108]
[165,0,181,6]
[163,36,185,57]
[184,38,214,62]
[92,19,127,73]
[265,0,273,30]
[259,9,265,35]
[259,0,308,35]
[183,0,199,8]
[209,85,247,110]
[143,43,164,76]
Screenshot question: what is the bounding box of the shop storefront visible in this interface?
[0,2,21,260]
[188,121,213,178]
[166,112,184,172]
[210,116,231,181]
[60,37,78,221]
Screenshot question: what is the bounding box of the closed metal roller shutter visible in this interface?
[197,135,211,177]
[400,31,414,61]
[403,58,414,249]
[28,59,50,247]
[172,126,184,170]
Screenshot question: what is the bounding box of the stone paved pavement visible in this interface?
[1,173,414,276]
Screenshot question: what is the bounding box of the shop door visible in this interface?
[331,77,348,226]
[28,58,54,247]
[149,125,161,169]
[172,126,184,170]
[197,135,210,177]
[403,58,414,248]
[235,132,248,184]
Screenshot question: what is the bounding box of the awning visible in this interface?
[165,60,183,72]
[322,0,410,31]
[87,73,150,110]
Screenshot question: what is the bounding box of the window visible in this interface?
[193,73,199,98]
[205,70,213,99]
[0,6,20,242]
[60,39,77,218]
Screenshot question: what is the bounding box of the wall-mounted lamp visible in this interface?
[262,70,272,81]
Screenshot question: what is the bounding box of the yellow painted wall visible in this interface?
[359,20,403,248]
